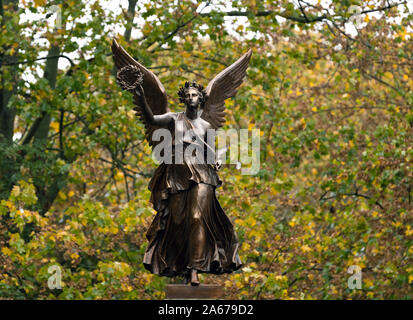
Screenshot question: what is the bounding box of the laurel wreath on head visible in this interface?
[116,65,144,92]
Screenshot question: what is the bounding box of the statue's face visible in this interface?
[184,87,201,108]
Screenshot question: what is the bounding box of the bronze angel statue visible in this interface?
[112,39,252,286]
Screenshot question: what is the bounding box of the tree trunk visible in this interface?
[0,0,19,145]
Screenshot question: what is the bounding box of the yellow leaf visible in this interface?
[115,171,124,180]
[242,242,250,251]
[2,247,12,256]
[11,185,21,197]
[405,226,413,236]
[50,122,59,131]
[246,216,256,226]
[70,253,79,260]
[301,244,312,253]
[34,0,47,7]
[299,118,306,128]
[235,218,243,226]
[364,278,373,288]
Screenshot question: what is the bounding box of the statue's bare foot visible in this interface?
[190,269,200,286]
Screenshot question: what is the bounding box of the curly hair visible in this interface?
[177,81,207,108]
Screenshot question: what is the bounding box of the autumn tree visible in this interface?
[0,0,412,299]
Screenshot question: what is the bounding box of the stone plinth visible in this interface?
[165,284,223,299]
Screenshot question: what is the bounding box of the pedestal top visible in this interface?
[165,284,223,299]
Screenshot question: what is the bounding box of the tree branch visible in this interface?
[298,0,310,23]
[21,111,47,145]
[0,54,74,68]
[58,109,65,160]
[199,10,327,23]
[320,190,384,209]
[199,1,408,24]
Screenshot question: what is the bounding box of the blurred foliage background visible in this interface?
[0,0,412,299]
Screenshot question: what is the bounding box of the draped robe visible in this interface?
[143,112,242,277]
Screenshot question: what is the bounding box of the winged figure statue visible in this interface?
[112,39,252,286]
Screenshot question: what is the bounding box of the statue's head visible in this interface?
[178,81,207,109]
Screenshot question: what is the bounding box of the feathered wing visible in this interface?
[201,49,252,129]
[111,39,169,148]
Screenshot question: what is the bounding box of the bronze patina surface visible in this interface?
[112,39,251,285]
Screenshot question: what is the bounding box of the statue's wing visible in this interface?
[111,39,169,147]
[201,49,252,129]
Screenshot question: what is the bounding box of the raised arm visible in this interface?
[135,84,174,127]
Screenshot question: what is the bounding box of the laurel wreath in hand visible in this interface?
[116,65,144,92]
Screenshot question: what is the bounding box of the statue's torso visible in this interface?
[171,111,213,147]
